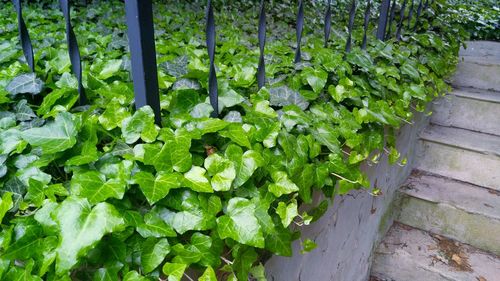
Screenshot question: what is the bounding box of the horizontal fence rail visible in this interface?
[10,0,433,125]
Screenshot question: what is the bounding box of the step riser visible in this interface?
[416,141,500,191]
[452,61,500,91]
[431,96,500,136]
[397,193,500,256]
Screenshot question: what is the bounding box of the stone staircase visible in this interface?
[370,41,500,281]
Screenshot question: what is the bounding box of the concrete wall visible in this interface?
[265,110,430,281]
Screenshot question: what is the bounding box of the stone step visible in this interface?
[451,41,500,91]
[416,125,500,190]
[397,172,500,256]
[431,87,500,136]
[371,223,500,281]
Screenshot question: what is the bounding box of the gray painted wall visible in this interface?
[265,110,430,281]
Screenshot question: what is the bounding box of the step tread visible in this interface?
[372,223,500,281]
[401,173,500,221]
[452,87,500,104]
[420,125,500,157]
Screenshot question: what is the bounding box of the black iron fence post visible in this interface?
[345,0,356,53]
[407,0,414,28]
[385,0,397,40]
[396,0,408,41]
[60,0,87,105]
[413,0,423,31]
[257,0,266,89]
[376,0,391,40]
[124,0,161,125]
[294,0,304,63]
[13,0,34,72]
[324,0,332,47]
[362,0,371,49]
[206,0,219,117]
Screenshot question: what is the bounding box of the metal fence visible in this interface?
[11,0,431,125]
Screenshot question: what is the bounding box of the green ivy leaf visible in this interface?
[301,238,317,253]
[198,266,217,281]
[216,198,264,248]
[55,72,78,89]
[136,209,177,238]
[144,129,192,173]
[162,263,187,281]
[6,73,44,95]
[98,59,123,80]
[98,98,131,131]
[204,153,236,192]
[269,86,309,110]
[400,62,420,81]
[121,106,159,144]
[21,112,78,154]
[219,123,252,148]
[233,247,258,281]
[301,67,328,93]
[3,260,42,281]
[0,192,13,223]
[182,166,213,193]
[53,197,125,275]
[268,171,299,198]
[123,271,148,281]
[225,145,264,188]
[141,238,170,274]
[276,200,298,227]
[133,171,182,205]
[71,170,126,204]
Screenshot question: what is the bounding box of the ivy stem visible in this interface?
[396,116,414,125]
[183,273,195,281]
[221,256,233,265]
[330,172,357,183]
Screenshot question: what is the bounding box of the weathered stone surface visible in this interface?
[416,126,500,190]
[372,223,500,281]
[420,125,500,157]
[431,88,500,136]
[451,41,500,91]
[397,173,500,255]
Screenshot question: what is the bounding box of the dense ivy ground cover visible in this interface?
[448,0,499,41]
[0,1,466,280]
